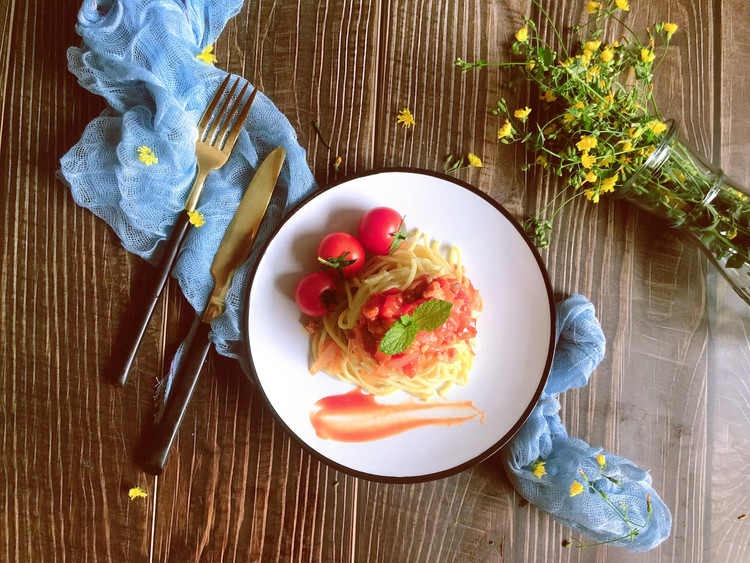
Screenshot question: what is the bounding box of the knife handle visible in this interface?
[113,210,192,387]
[137,321,213,475]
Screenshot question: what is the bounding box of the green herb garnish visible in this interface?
[378,299,453,355]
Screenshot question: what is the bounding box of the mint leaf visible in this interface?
[377,299,453,355]
[378,319,419,355]
[412,299,452,331]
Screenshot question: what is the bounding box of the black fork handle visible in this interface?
[113,209,192,387]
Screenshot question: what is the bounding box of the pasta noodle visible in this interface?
[309,231,482,400]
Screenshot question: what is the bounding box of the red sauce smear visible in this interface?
[310,387,485,442]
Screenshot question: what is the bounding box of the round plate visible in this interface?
[244,169,555,482]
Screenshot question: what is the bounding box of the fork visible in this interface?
[114,75,258,387]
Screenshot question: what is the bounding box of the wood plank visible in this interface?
[149,1,382,560]
[0,0,160,561]
[369,1,715,561]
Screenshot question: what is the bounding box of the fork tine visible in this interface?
[215,82,249,147]
[205,77,240,143]
[197,74,231,134]
[222,86,258,154]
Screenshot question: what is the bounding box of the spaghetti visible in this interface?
[309,231,482,399]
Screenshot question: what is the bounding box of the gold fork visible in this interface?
[114,75,258,387]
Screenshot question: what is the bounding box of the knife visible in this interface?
[137,146,286,475]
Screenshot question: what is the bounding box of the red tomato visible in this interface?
[317,232,365,278]
[295,271,340,317]
[358,207,407,255]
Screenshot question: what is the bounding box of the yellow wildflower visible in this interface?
[586,66,600,82]
[564,112,576,123]
[600,156,613,167]
[137,146,158,166]
[576,135,598,151]
[603,91,614,103]
[559,58,573,67]
[514,106,532,121]
[543,123,557,135]
[531,460,547,478]
[581,152,596,168]
[585,189,600,203]
[641,48,656,63]
[196,45,218,65]
[601,173,618,193]
[572,101,585,110]
[621,141,633,151]
[128,487,148,500]
[498,119,513,139]
[648,120,667,134]
[536,154,548,167]
[467,153,482,167]
[664,23,678,38]
[597,454,606,468]
[583,171,598,184]
[584,40,601,54]
[601,45,615,63]
[629,126,643,138]
[515,26,528,42]
[526,60,536,70]
[542,90,557,103]
[615,0,629,11]
[187,210,206,227]
[570,481,585,496]
[587,1,602,14]
[397,108,415,128]
[727,228,738,240]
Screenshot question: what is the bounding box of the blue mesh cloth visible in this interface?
[58,0,316,379]
[502,294,672,551]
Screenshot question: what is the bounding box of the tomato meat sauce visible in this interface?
[351,274,482,378]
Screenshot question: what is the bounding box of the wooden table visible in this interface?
[3,0,750,561]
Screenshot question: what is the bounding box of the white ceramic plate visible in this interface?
[244,169,555,482]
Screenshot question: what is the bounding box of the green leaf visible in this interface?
[412,299,453,331]
[378,319,419,355]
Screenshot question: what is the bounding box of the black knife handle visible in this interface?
[137,321,213,475]
[113,209,192,387]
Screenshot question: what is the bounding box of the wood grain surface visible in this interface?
[2,0,750,561]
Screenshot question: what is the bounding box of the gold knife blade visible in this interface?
[202,145,286,323]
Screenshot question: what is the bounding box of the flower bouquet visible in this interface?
[457,0,750,304]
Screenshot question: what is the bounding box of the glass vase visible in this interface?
[618,120,750,306]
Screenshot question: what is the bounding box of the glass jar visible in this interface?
[618,120,750,306]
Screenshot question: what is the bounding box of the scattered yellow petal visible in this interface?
[570,481,585,496]
[515,26,529,42]
[576,135,598,151]
[137,146,158,166]
[187,210,206,227]
[587,1,602,14]
[467,153,482,167]
[196,45,218,65]
[514,106,532,121]
[498,119,513,139]
[397,108,415,128]
[615,0,629,11]
[128,487,148,500]
[597,454,606,468]
[531,460,547,478]
[664,22,678,38]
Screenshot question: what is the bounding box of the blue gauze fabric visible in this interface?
[501,294,672,551]
[58,0,316,392]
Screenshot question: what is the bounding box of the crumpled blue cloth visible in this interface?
[58,0,316,382]
[501,294,672,551]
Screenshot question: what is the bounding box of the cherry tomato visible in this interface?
[317,232,365,278]
[295,271,340,317]
[358,207,407,255]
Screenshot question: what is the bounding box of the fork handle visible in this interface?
[113,209,192,387]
